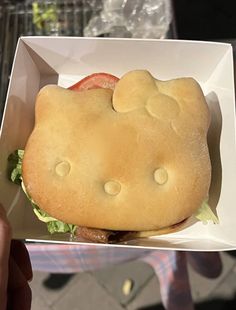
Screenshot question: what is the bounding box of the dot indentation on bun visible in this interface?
[104,180,121,196]
[55,161,71,177]
[146,93,180,120]
[154,168,168,185]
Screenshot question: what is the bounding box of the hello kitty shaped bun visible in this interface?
[22,70,211,232]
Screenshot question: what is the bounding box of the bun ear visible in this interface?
[114,71,210,137]
[113,70,158,112]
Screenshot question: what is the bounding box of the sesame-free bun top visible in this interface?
[22,70,211,231]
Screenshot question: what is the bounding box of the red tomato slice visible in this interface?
[68,73,119,91]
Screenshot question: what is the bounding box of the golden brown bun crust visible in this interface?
[22,70,211,231]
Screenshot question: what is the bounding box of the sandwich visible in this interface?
[8,70,219,243]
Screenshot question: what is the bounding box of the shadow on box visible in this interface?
[206,92,222,217]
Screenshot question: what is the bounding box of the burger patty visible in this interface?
[76,219,187,244]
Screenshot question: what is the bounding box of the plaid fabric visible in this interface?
[26,243,222,310]
[26,244,151,273]
[140,251,193,310]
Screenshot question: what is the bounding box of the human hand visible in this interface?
[0,204,32,310]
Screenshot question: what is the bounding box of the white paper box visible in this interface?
[0,37,235,251]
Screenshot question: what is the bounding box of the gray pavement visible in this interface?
[29,251,236,310]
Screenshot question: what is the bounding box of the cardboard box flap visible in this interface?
[21,37,231,81]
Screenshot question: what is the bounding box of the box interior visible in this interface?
[0,37,235,250]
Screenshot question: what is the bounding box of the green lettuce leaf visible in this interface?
[29,194,77,235]
[195,201,219,225]
[33,207,58,223]
[33,205,76,234]
[8,150,77,235]
[8,149,24,185]
[47,221,77,234]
